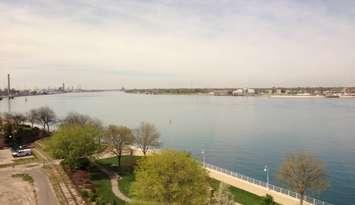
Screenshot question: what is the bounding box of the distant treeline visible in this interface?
[125,87,355,95]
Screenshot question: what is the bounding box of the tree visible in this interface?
[27,109,39,128]
[49,124,101,169]
[278,152,328,205]
[212,183,234,205]
[134,122,160,156]
[37,106,56,132]
[131,150,209,205]
[104,125,134,168]
[263,194,275,205]
[0,116,5,147]
[62,112,102,129]
[11,113,26,127]
[62,112,103,145]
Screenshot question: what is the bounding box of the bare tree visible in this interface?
[37,106,56,132]
[4,113,26,128]
[105,125,134,167]
[62,112,102,129]
[134,122,160,156]
[278,152,328,205]
[27,109,39,128]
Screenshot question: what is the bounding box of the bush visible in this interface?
[80,189,89,198]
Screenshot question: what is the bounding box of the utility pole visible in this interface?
[7,74,11,99]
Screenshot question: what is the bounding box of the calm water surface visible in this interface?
[1,91,354,204]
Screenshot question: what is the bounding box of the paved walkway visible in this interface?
[207,167,311,205]
[96,165,131,203]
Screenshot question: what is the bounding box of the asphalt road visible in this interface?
[0,164,59,205]
[26,167,59,205]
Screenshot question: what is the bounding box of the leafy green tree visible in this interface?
[134,122,160,156]
[131,150,209,205]
[278,152,328,205]
[212,183,234,205]
[49,124,101,169]
[104,125,134,168]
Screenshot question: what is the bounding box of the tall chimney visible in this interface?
[7,74,11,99]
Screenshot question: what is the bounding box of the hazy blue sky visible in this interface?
[1,0,355,89]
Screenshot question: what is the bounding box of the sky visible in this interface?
[1,0,355,89]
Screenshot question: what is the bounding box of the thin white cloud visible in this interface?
[0,0,355,89]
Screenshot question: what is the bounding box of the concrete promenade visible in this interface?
[207,166,312,205]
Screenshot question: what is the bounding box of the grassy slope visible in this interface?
[209,177,265,205]
[97,156,139,197]
[97,156,269,205]
[89,164,127,205]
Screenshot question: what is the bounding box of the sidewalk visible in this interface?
[207,167,311,205]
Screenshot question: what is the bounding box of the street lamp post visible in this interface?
[264,165,270,190]
[8,135,12,147]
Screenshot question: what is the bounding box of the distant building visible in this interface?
[247,88,255,95]
[276,89,282,95]
[232,88,255,96]
[232,89,244,96]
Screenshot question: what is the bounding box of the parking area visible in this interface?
[0,148,35,166]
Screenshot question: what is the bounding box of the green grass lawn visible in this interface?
[97,156,141,197]
[88,164,127,205]
[97,156,273,205]
[209,177,268,205]
[229,186,267,205]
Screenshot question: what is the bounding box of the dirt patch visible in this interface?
[0,149,13,165]
[0,171,36,205]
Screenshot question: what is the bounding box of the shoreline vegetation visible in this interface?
[124,87,355,98]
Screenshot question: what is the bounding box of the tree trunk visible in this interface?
[118,149,122,168]
[300,194,304,205]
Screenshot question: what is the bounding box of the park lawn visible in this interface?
[88,164,127,205]
[229,186,266,205]
[97,156,271,205]
[97,156,141,197]
[209,177,267,205]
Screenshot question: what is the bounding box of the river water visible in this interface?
[1,91,354,204]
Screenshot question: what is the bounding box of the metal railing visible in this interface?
[203,162,333,205]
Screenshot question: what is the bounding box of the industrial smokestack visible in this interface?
[7,74,11,99]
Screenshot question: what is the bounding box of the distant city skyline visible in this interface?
[1,0,355,89]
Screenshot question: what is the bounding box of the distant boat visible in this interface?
[0,97,2,101]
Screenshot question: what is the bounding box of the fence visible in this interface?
[203,162,333,205]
